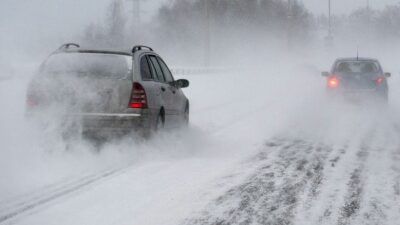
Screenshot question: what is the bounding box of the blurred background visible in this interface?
[1,0,400,71]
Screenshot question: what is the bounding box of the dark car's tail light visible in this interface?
[376,77,385,85]
[129,82,148,109]
[328,76,340,88]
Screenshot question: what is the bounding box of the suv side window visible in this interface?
[140,56,152,80]
[148,55,166,83]
[157,57,174,83]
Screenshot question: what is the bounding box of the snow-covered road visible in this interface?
[1,65,400,225]
[183,120,400,225]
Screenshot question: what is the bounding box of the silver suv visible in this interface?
[26,44,190,138]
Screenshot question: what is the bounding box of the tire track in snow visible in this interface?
[336,141,370,225]
[391,153,400,224]
[182,123,400,225]
[355,123,400,225]
[390,122,400,220]
[317,132,373,225]
[292,142,349,224]
[0,165,130,224]
[182,138,335,225]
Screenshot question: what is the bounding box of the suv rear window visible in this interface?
[42,53,132,79]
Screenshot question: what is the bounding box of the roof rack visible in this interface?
[57,43,80,51]
[132,45,153,53]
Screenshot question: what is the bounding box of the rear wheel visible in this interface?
[376,91,389,105]
[155,111,165,131]
[381,94,389,105]
[144,112,164,139]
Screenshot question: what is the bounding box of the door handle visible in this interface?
[161,87,166,92]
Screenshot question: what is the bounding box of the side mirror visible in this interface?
[321,71,330,77]
[175,79,189,88]
[384,72,391,78]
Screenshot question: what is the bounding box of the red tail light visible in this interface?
[129,82,148,109]
[328,76,340,88]
[376,77,385,85]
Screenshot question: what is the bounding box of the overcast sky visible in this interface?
[0,0,399,57]
[2,0,399,32]
[0,0,165,54]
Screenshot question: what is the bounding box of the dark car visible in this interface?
[26,43,190,138]
[321,57,391,103]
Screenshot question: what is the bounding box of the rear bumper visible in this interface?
[26,111,155,136]
[326,88,388,102]
[79,113,149,133]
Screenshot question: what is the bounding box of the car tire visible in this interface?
[183,104,189,126]
[143,111,164,139]
[382,94,389,105]
[155,112,164,131]
[377,91,389,104]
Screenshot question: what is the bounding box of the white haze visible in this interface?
[1,1,400,225]
[304,0,400,14]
